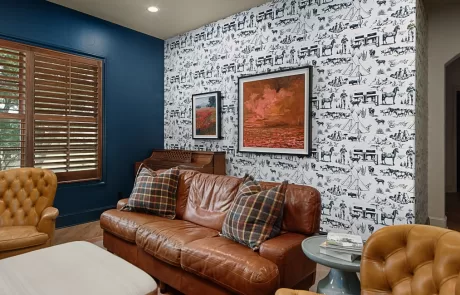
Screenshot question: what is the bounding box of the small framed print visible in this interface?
[192,91,222,139]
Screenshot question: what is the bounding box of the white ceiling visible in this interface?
[48,0,270,40]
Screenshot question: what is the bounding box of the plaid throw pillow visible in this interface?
[221,175,287,250]
[122,167,180,219]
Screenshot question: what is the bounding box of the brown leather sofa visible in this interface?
[276,224,460,295]
[101,170,321,295]
[0,168,59,259]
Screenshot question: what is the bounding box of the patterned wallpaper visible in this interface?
[164,0,418,239]
[414,0,428,224]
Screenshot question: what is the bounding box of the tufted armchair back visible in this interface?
[0,168,57,227]
[361,225,460,295]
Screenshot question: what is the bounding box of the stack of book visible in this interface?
[319,233,363,262]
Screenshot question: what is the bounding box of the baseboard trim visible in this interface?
[56,205,115,228]
[429,216,447,228]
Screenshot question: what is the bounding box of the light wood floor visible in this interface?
[55,221,104,245]
[54,221,331,292]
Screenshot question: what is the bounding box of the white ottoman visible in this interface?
[0,241,157,295]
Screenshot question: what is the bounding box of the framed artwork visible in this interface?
[192,91,222,139]
[238,66,312,156]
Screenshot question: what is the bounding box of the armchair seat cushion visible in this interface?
[136,219,219,266]
[0,226,48,252]
[181,237,280,295]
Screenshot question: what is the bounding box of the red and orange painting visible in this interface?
[196,106,216,136]
[192,92,221,139]
[241,73,307,152]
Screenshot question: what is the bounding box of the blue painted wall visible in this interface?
[0,0,165,227]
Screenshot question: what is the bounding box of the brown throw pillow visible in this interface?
[122,167,180,219]
[221,175,287,250]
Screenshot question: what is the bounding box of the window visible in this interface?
[0,39,103,183]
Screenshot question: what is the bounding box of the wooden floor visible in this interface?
[54,220,331,292]
[55,221,104,246]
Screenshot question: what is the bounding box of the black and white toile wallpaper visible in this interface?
[164,0,419,239]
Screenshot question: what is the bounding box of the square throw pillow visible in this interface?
[122,166,180,219]
[221,175,287,250]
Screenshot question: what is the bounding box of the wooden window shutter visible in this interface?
[0,41,28,170]
[32,49,102,183]
[0,38,102,183]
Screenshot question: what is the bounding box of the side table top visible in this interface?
[302,236,361,273]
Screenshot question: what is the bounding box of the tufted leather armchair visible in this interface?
[276,225,460,295]
[0,168,58,259]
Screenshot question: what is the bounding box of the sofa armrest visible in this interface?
[117,198,129,210]
[37,207,59,243]
[275,289,320,295]
[259,233,316,287]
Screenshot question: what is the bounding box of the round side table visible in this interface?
[302,236,361,295]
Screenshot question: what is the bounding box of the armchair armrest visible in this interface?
[259,233,316,287]
[37,207,59,243]
[275,289,320,295]
[117,198,129,210]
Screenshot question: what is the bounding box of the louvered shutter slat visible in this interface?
[33,53,101,182]
[0,38,102,182]
[0,45,27,170]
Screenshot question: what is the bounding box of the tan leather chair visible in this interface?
[276,224,460,295]
[0,168,58,259]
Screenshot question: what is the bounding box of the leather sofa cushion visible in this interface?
[0,226,48,252]
[100,209,163,243]
[259,233,316,287]
[175,170,199,220]
[183,173,242,231]
[260,182,321,235]
[181,237,280,295]
[136,220,219,266]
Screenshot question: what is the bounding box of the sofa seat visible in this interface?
[259,233,316,287]
[102,170,322,295]
[181,237,280,295]
[0,226,49,252]
[136,220,219,266]
[100,209,164,243]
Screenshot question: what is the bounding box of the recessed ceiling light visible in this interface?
[148,6,159,12]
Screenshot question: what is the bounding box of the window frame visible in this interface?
[0,38,103,183]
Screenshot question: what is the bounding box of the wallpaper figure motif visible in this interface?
[164,0,418,239]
